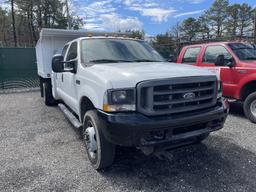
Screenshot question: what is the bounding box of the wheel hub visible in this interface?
[250,100,256,117]
[84,125,97,159]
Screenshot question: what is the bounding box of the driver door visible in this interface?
[61,41,79,112]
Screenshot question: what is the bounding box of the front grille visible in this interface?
[137,76,217,116]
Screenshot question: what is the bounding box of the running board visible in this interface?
[58,104,82,129]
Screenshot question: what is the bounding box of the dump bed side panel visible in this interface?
[36,29,85,78]
[36,36,76,78]
[36,39,44,77]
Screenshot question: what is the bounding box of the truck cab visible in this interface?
[177,42,256,123]
[36,29,228,170]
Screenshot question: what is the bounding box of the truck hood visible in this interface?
[87,62,216,88]
[241,61,256,68]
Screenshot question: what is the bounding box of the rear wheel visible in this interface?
[43,82,56,106]
[39,77,44,97]
[244,92,256,123]
[82,110,116,170]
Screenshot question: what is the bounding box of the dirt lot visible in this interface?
[0,91,256,192]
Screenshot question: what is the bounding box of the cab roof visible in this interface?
[183,41,245,48]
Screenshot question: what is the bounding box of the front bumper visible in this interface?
[98,98,229,147]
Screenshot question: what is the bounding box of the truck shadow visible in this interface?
[101,136,256,191]
[229,101,245,118]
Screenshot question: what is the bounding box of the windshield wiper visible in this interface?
[89,59,132,63]
[132,59,161,62]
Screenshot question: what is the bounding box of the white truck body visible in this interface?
[51,37,217,121]
[36,28,228,169]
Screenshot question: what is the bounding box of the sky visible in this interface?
[0,0,255,35]
[72,0,256,35]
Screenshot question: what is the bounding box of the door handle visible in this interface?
[237,69,247,74]
[61,74,64,82]
[76,80,80,85]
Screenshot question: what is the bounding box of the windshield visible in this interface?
[81,38,165,64]
[228,43,256,61]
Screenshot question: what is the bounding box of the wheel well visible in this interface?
[80,97,95,122]
[241,81,256,101]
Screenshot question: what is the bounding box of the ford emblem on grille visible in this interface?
[183,92,196,99]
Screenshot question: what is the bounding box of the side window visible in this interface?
[62,45,69,57]
[203,45,232,65]
[182,47,201,64]
[66,42,78,61]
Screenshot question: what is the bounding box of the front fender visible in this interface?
[235,73,256,99]
[78,85,104,120]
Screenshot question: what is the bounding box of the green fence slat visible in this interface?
[0,48,39,90]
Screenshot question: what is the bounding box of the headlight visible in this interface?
[103,89,136,112]
[217,80,222,98]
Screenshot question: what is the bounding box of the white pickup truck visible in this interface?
[36,28,229,169]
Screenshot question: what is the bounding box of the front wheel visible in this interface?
[82,110,116,170]
[244,92,256,123]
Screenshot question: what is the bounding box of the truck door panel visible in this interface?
[201,45,238,97]
[59,42,79,112]
[55,44,69,98]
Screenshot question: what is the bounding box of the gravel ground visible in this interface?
[0,91,256,192]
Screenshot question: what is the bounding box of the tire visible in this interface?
[82,110,116,170]
[244,92,256,123]
[196,133,210,143]
[39,77,44,98]
[43,82,56,106]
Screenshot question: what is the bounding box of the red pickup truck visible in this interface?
[175,42,256,123]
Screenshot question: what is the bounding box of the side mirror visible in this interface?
[226,58,235,68]
[168,55,176,63]
[52,54,64,73]
[215,55,225,66]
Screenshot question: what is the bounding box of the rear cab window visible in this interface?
[181,47,201,64]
